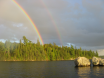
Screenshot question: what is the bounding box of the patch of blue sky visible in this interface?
[61,0,88,21]
[67,0,87,14]
[10,40,19,43]
[0,39,6,43]
[0,39,20,43]
[66,43,75,47]
[13,23,23,27]
[65,0,82,6]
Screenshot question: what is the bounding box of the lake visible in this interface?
[0,61,104,78]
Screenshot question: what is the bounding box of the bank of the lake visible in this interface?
[0,58,75,61]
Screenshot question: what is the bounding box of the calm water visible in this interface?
[0,61,104,78]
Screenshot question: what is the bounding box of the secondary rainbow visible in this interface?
[12,0,44,45]
[40,0,63,45]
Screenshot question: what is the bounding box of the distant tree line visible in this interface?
[0,36,98,61]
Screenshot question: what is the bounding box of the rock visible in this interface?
[74,57,90,67]
[92,57,101,66]
[99,59,104,66]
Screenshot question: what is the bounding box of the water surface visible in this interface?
[0,61,104,78]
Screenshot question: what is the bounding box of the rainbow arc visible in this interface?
[40,0,63,45]
[12,0,44,45]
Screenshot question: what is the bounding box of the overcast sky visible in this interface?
[0,0,104,55]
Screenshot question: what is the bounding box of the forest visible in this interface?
[0,36,98,61]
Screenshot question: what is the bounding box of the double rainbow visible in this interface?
[12,0,44,45]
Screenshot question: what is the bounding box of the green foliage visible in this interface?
[0,36,98,61]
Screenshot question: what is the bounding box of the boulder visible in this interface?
[99,59,104,66]
[92,57,101,66]
[74,57,90,67]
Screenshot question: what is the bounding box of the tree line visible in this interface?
[0,36,98,61]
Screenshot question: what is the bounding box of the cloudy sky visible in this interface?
[0,0,104,55]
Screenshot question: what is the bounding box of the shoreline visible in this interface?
[0,59,75,62]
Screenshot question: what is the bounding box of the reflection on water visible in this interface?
[0,61,104,78]
[93,66,100,76]
[75,66,104,78]
[92,66,104,78]
[75,67,91,78]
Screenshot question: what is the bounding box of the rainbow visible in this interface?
[12,0,44,45]
[40,0,63,45]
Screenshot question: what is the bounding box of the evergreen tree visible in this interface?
[0,36,99,61]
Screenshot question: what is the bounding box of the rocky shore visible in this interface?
[74,56,104,67]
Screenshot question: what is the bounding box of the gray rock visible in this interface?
[99,59,104,65]
[74,57,90,67]
[92,57,101,65]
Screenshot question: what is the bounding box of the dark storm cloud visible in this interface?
[0,0,104,55]
[63,0,104,55]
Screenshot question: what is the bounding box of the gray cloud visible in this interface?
[0,0,104,55]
